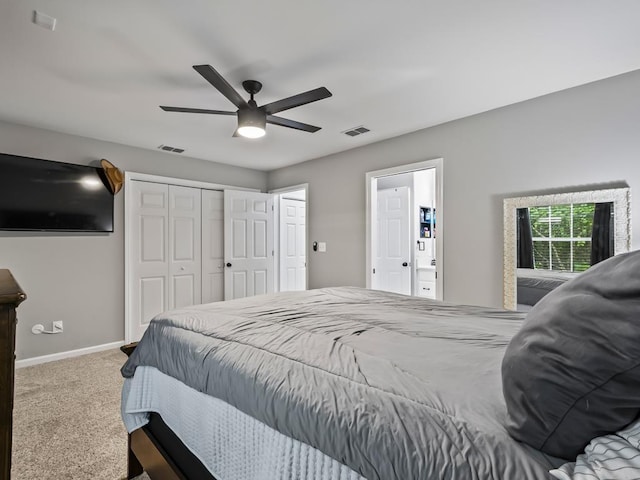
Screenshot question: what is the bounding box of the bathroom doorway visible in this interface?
[366,159,443,299]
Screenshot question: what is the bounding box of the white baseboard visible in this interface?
[15,340,125,369]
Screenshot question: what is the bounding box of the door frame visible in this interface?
[124,171,258,343]
[365,158,444,300]
[269,183,309,292]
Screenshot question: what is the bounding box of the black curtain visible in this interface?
[517,208,534,268]
[591,202,614,266]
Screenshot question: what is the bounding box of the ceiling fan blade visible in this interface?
[193,65,248,109]
[267,115,321,133]
[160,106,236,115]
[261,87,332,115]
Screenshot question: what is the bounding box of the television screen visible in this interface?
[0,153,114,232]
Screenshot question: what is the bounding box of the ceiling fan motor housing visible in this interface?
[238,107,266,130]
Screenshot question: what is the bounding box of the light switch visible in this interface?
[318,242,327,252]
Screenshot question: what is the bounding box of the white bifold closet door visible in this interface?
[169,185,202,308]
[128,182,276,340]
[129,181,203,341]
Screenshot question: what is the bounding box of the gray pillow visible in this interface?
[502,250,640,459]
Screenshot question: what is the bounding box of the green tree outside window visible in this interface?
[529,203,595,272]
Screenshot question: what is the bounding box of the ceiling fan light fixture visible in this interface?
[161,65,330,136]
[237,108,266,139]
[237,125,266,139]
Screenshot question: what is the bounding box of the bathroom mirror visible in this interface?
[503,187,630,310]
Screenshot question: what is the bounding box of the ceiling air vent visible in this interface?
[342,126,370,137]
[157,145,185,154]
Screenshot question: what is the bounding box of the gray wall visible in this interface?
[0,121,267,360]
[5,69,640,360]
[268,70,640,307]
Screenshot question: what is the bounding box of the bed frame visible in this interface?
[121,343,217,480]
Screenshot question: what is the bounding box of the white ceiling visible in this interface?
[1,1,640,171]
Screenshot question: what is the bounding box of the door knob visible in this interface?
[226,262,232,267]
[402,262,408,267]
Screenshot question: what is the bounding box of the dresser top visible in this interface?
[0,269,26,306]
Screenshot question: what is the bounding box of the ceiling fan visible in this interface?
[160,65,332,139]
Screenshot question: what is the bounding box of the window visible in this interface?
[529,203,595,272]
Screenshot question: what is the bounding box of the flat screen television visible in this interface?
[0,153,114,232]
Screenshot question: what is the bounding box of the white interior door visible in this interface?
[279,198,306,291]
[168,185,201,309]
[224,190,274,300]
[373,187,412,295]
[130,181,169,340]
[202,189,225,303]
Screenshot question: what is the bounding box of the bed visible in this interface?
[516,268,575,310]
[121,286,569,479]
[120,249,640,480]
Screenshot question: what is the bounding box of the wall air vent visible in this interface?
[342,126,370,137]
[157,145,185,154]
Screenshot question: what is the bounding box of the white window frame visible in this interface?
[529,203,595,272]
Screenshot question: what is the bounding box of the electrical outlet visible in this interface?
[53,321,63,333]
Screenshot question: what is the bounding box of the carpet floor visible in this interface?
[11,348,149,480]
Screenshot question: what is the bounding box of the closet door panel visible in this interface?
[169,185,201,310]
[202,190,225,303]
[130,181,169,340]
[140,277,165,325]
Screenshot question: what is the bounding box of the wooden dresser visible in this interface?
[0,270,26,480]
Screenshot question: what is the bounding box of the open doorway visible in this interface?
[366,159,443,299]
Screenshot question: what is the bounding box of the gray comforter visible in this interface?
[122,287,562,479]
